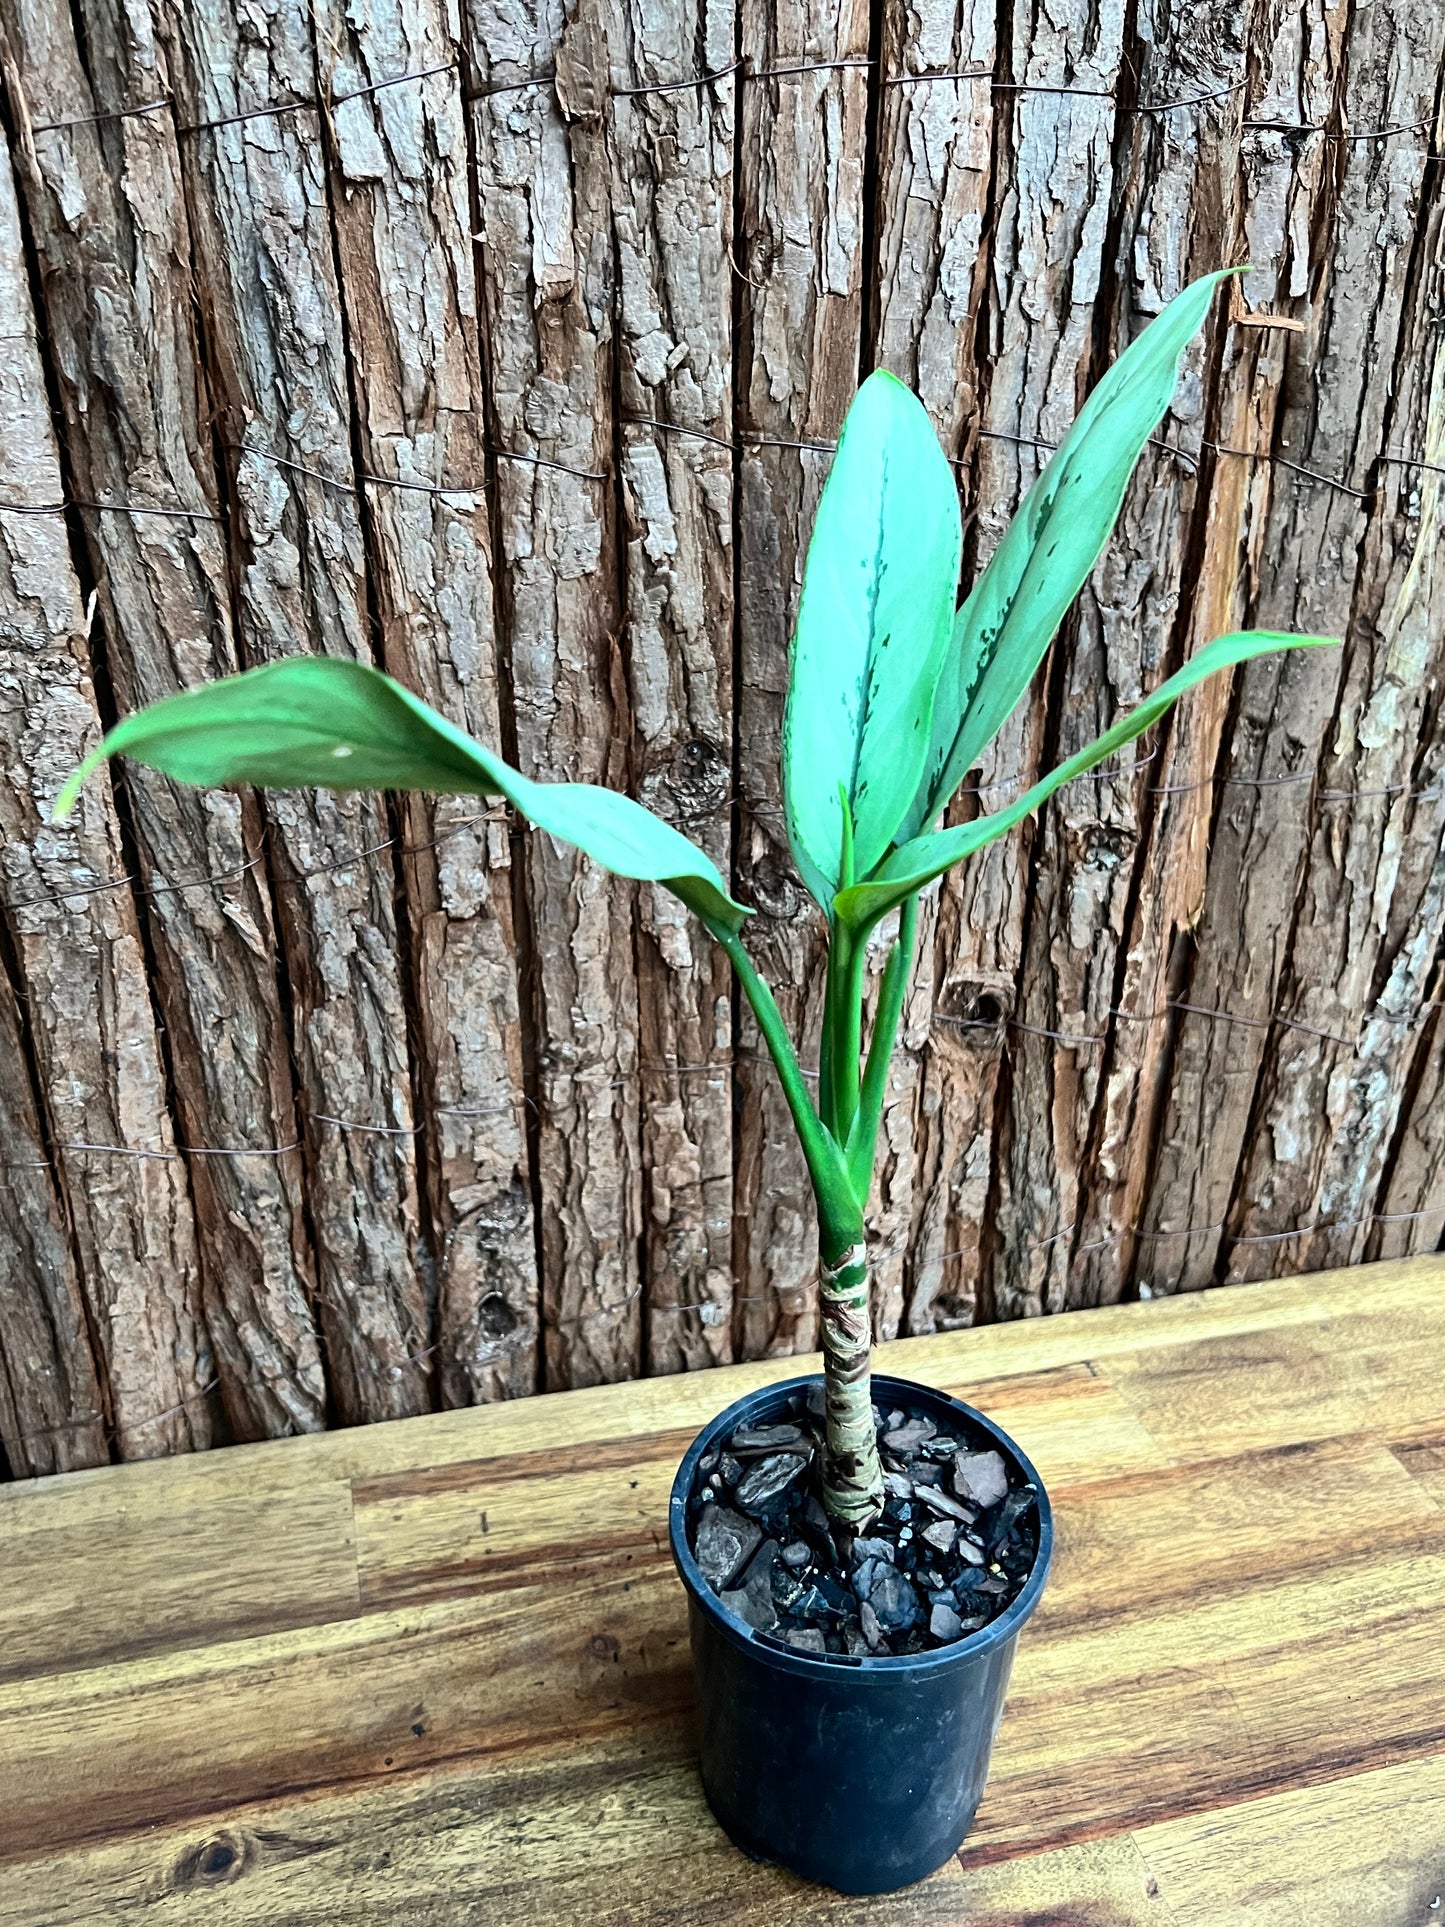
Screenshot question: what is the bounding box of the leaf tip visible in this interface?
[51,753,99,824]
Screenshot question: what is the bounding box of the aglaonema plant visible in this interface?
[57,269,1335,1528]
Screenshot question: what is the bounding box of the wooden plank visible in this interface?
[0,142,210,1462]
[1393,1439,1445,1508]
[4,1435,1441,1903]
[309,1,539,1402]
[0,1264,1438,1920]
[972,1560,1445,1861]
[0,1731,1171,1924]
[349,1358,1160,1610]
[157,0,432,1425]
[0,1576,683,1861]
[0,1258,1424,1515]
[463,2,641,1390]
[1136,1752,1445,1925]
[1100,1285,1445,1460]
[0,0,327,1442]
[0,1480,357,1684]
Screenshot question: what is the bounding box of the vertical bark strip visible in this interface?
[945,0,1128,1325]
[1020,0,1303,1313]
[0,146,210,1460]
[868,3,995,1343]
[1136,4,1442,1296]
[733,0,870,1361]
[158,0,432,1421]
[311,0,538,1402]
[604,0,737,1374]
[0,969,107,1475]
[464,2,642,1388]
[1221,31,1445,1284]
[1,0,328,1439]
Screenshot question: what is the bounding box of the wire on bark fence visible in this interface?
[6,51,1440,513]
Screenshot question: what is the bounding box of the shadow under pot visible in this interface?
[669,1372,1053,1895]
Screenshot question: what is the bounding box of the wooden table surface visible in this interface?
[2,1258,1443,1924]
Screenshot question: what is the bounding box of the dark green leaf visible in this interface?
[897,268,1239,844]
[783,370,961,903]
[836,629,1337,928]
[55,655,749,932]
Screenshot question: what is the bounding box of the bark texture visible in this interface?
[0,145,211,1461]
[1,0,327,1443]
[733,0,870,1361]
[312,0,538,1403]
[465,0,643,1389]
[157,0,433,1423]
[3,0,1445,1472]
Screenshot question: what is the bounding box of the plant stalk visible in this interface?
[817,1230,884,1524]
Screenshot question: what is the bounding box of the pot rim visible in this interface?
[669,1371,1054,1681]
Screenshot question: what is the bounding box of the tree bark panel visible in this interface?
[1,0,330,1442]
[311,0,539,1403]
[0,147,210,1460]
[158,0,434,1422]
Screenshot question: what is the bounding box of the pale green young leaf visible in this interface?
[897,268,1240,844]
[54,655,750,932]
[836,629,1337,928]
[783,369,961,904]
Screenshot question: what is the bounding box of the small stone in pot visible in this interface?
[735,1451,809,1514]
[719,1540,780,1631]
[954,1448,1009,1509]
[695,1505,761,1591]
[882,1415,937,1457]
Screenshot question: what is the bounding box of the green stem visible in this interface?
[844,893,919,1199]
[710,915,883,1527]
[820,917,868,1146]
[709,922,854,1231]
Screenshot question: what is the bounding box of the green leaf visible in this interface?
[897,268,1241,844]
[783,369,962,904]
[836,629,1338,928]
[54,656,750,932]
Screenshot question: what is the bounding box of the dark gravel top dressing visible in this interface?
[685,1384,1040,1657]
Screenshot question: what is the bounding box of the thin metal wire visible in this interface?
[0,495,222,521]
[609,60,744,98]
[30,96,172,134]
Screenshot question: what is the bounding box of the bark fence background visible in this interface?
[1,0,1442,1477]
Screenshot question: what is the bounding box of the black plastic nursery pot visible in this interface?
[669,1372,1053,1895]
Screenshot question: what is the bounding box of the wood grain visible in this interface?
[0,1257,1439,1922]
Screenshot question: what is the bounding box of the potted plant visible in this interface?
[58,268,1330,1893]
